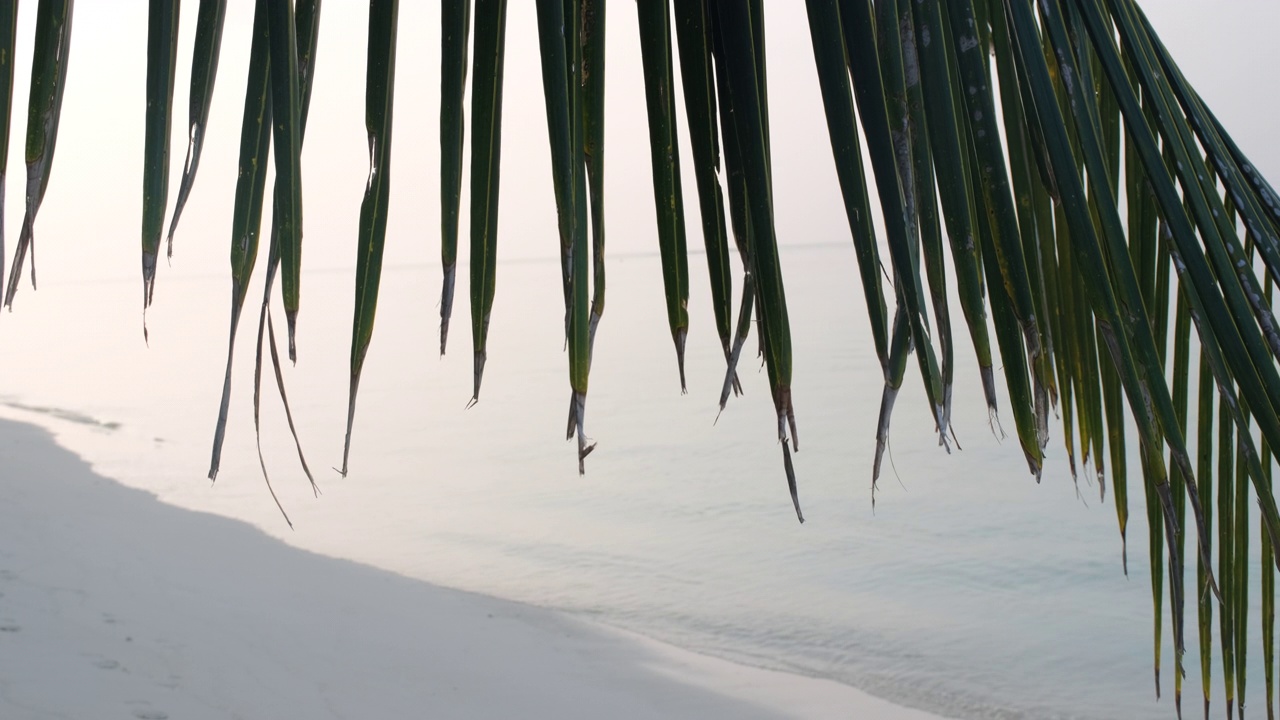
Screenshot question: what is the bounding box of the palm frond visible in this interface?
[4,1,1280,713]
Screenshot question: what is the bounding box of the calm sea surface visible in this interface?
[0,244,1267,720]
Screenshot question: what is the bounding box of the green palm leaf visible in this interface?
[804,0,888,374]
[583,0,606,360]
[0,0,19,288]
[467,0,506,405]
[341,0,398,476]
[249,0,319,499]
[638,0,691,391]
[7,3,1280,712]
[911,0,996,418]
[439,0,469,356]
[208,0,321,500]
[4,0,72,309]
[140,0,179,310]
[712,1,800,520]
[207,0,272,484]
[165,0,227,255]
[265,0,303,359]
[534,0,592,469]
[674,0,736,380]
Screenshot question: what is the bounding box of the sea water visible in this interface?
[0,244,1267,720]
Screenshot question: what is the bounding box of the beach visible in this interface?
[0,416,944,719]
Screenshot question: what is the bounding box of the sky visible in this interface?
[2,1,1276,295]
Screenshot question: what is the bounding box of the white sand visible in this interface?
[0,417,945,720]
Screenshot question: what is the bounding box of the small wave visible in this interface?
[0,400,122,432]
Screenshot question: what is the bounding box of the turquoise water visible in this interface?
[0,245,1268,720]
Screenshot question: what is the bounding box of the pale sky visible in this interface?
[4,1,1276,292]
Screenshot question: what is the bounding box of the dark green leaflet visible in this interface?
[674,0,736,376]
[712,1,800,520]
[878,0,948,431]
[898,0,954,436]
[265,0,303,358]
[839,0,948,466]
[583,0,606,362]
[141,0,179,310]
[1083,0,1280,573]
[911,0,996,417]
[1168,245,1190,714]
[208,0,272,485]
[1196,348,1215,717]
[911,0,998,415]
[804,0,887,373]
[439,0,469,356]
[708,0,754,412]
[251,0,321,498]
[166,0,227,256]
[341,0,398,476]
[946,0,1047,456]
[1016,1,1203,679]
[534,0,591,469]
[4,0,72,309]
[1220,397,1237,713]
[0,0,18,286]
[467,0,507,404]
[209,0,322,508]
[565,0,590,470]
[637,0,691,390]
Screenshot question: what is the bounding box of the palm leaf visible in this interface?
[249,0,320,497]
[805,0,887,374]
[712,1,800,520]
[1082,0,1280,570]
[583,0,606,359]
[637,0,691,391]
[674,0,736,377]
[265,0,303,358]
[1196,347,1215,717]
[0,0,19,287]
[950,0,1047,469]
[912,0,997,418]
[207,0,273,484]
[4,0,72,309]
[208,0,321,498]
[467,0,506,404]
[8,4,1280,712]
[140,0,179,310]
[165,0,227,255]
[438,0,469,356]
[837,0,950,474]
[534,0,592,470]
[341,0,398,476]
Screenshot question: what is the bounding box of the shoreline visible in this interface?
[0,415,946,719]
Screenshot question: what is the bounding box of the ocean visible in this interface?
[2,243,1268,720]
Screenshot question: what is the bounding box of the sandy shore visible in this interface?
[0,417,945,719]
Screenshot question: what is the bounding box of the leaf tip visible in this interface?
[286,309,299,364]
[783,441,803,523]
[471,350,487,408]
[675,327,688,393]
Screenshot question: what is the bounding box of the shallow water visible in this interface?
[0,244,1268,720]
